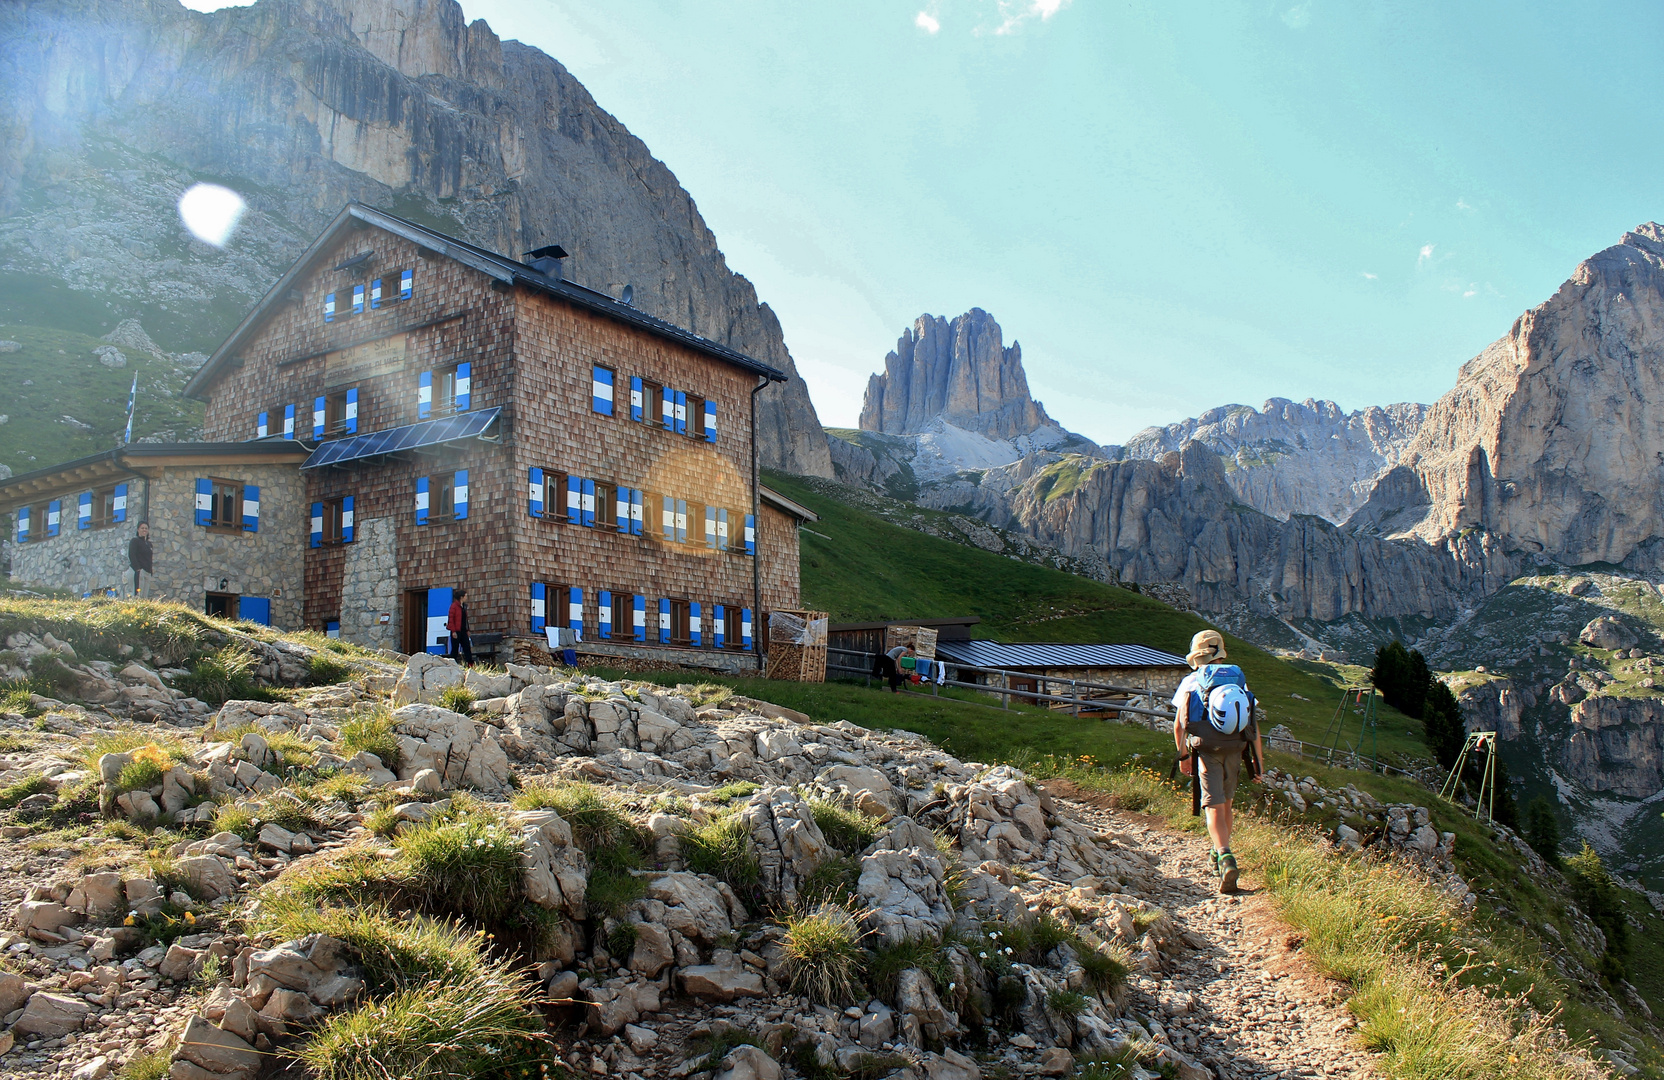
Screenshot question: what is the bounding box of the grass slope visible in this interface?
[765,470,1427,766]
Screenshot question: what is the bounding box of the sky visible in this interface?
[181,0,1664,446]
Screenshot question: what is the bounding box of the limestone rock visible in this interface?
[245,934,363,1009]
[857,845,951,945]
[679,961,765,1001]
[861,309,1054,441]
[713,1045,781,1080]
[642,872,741,943]
[13,992,89,1037]
[1581,616,1639,652]
[510,810,589,918]
[390,703,510,790]
[738,785,831,907]
[0,970,30,1015]
[1564,697,1664,797]
[176,856,237,901]
[173,1015,262,1079]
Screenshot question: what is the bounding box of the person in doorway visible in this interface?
[1173,629,1264,893]
[447,588,474,666]
[882,643,914,694]
[127,522,153,597]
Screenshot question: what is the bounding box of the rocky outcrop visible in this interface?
[1564,696,1664,797]
[1451,676,1528,740]
[860,310,1055,442]
[1114,397,1427,524]
[0,0,831,475]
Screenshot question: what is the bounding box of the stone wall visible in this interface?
[11,480,150,597]
[338,516,399,649]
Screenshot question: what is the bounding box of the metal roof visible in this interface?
[758,485,818,523]
[185,203,788,399]
[0,443,311,515]
[934,639,1189,670]
[301,408,502,469]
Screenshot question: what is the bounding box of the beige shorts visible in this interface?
[1197,748,1242,809]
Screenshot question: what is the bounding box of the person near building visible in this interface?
[447,588,474,666]
[127,522,153,597]
[1173,628,1264,893]
[881,643,914,694]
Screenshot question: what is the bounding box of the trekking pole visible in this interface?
[1190,751,1201,817]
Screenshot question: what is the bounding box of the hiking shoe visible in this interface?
[1208,850,1221,876]
[1218,852,1239,893]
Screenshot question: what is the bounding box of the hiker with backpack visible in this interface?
[1173,629,1265,892]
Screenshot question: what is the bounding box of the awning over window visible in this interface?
[301,407,501,469]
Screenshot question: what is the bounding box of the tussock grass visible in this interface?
[306,654,352,686]
[0,679,37,715]
[707,780,759,804]
[80,731,189,772]
[117,1047,174,1080]
[212,801,258,843]
[800,855,859,907]
[397,812,524,923]
[177,644,271,705]
[338,709,401,771]
[510,780,637,853]
[809,799,885,855]
[866,935,951,998]
[782,903,865,1004]
[0,774,52,808]
[437,685,476,715]
[292,968,553,1080]
[0,597,205,665]
[297,771,376,805]
[256,897,489,992]
[682,812,761,897]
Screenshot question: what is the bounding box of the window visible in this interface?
[670,599,691,645]
[321,497,346,544]
[685,394,705,439]
[92,487,118,529]
[688,502,707,547]
[23,503,48,543]
[433,475,455,523]
[436,368,459,415]
[550,471,570,523]
[642,381,665,428]
[608,592,630,640]
[208,479,242,530]
[205,593,236,619]
[596,481,618,530]
[724,606,743,650]
[324,389,358,437]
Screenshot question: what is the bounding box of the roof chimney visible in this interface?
[523,244,570,280]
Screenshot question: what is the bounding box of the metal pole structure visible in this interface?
[749,377,766,673]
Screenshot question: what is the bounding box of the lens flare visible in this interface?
[178,183,246,247]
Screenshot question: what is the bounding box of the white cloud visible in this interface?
[1456,198,1475,212]
[1281,3,1312,29]
[915,10,941,33]
[1417,243,1435,266]
[991,0,1072,35]
[1361,271,1378,281]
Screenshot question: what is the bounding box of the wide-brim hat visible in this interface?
[1186,629,1227,669]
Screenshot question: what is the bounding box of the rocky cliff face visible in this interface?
[1361,224,1664,563]
[0,0,831,476]
[1565,696,1664,799]
[859,309,1055,441]
[1114,398,1427,524]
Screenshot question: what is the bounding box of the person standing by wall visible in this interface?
[447,588,474,666]
[1173,629,1264,893]
[127,522,152,597]
[881,643,914,694]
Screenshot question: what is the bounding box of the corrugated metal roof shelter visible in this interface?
[934,640,1187,670]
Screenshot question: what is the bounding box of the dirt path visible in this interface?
[1042,781,1378,1080]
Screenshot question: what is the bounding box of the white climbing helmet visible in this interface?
[1207,684,1252,734]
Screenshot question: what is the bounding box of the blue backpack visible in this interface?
[1186,664,1255,741]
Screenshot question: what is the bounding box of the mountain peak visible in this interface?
[858,309,1054,441]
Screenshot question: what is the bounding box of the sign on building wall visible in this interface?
[324,333,409,385]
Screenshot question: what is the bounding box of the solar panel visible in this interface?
[301,407,500,469]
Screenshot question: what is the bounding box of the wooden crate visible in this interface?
[765,609,829,682]
[882,624,938,660]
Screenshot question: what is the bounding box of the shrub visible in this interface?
[397,812,524,923]
[257,898,488,992]
[437,685,476,714]
[1566,842,1630,983]
[781,904,865,1004]
[0,774,52,809]
[809,799,885,855]
[306,654,352,686]
[682,813,760,897]
[1524,797,1562,867]
[124,902,200,947]
[177,645,270,705]
[338,710,402,771]
[292,969,555,1080]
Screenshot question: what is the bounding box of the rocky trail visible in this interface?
[1044,781,1375,1080]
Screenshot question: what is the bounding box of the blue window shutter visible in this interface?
[324,292,335,322]
[454,469,469,520]
[528,467,544,518]
[326,620,340,637]
[415,476,429,525]
[705,506,717,549]
[599,590,613,636]
[455,362,471,411]
[14,507,26,543]
[418,371,432,419]
[675,499,688,544]
[351,284,365,315]
[242,485,260,532]
[313,397,325,440]
[717,508,729,551]
[567,475,581,524]
[195,479,212,527]
[310,502,323,547]
[77,492,91,530]
[633,594,647,642]
[615,488,629,534]
[630,376,644,422]
[704,399,717,443]
[744,513,756,555]
[568,586,583,635]
[45,500,60,537]
[283,404,296,439]
[341,495,354,543]
[400,268,413,300]
[630,489,644,536]
[714,605,726,649]
[690,602,702,647]
[662,387,675,429]
[592,366,614,416]
[661,495,674,540]
[741,608,753,650]
[425,588,452,654]
[345,388,358,434]
[530,582,546,634]
[674,391,687,434]
[370,278,382,309]
[257,411,268,438]
[238,597,272,626]
[112,484,127,523]
[658,599,671,644]
[581,478,596,527]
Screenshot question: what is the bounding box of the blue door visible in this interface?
[425,588,453,655]
[237,597,272,626]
